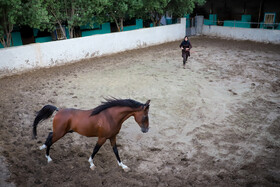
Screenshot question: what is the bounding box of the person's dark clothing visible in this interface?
[180,40,192,65]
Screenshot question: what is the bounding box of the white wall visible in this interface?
[0,18,186,78]
[202,25,280,44]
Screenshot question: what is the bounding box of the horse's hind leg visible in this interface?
[88,138,106,170]
[40,131,66,163]
[110,136,130,172]
[39,132,53,163]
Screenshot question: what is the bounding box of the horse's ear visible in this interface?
[145,100,150,105]
[144,100,150,110]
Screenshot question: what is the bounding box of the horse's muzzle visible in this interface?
[141,127,149,133]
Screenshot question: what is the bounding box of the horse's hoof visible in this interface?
[40,144,46,150]
[45,155,52,163]
[118,162,130,172]
[90,165,96,170]
[123,167,130,172]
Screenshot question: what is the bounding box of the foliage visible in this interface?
[166,0,205,18]
[141,0,168,26]
[0,0,206,47]
[141,0,205,26]
[21,0,53,31]
[103,0,143,31]
[44,0,108,39]
[0,0,22,47]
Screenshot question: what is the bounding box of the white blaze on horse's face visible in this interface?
[134,100,150,133]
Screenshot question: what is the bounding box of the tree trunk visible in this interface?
[1,26,13,47]
[7,23,13,46]
[151,12,161,27]
[0,33,11,47]
[112,15,120,32]
[153,19,160,26]
[6,33,11,47]
[120,18,124,31]
[58,23,67,39]
[69,2,74,38]
[1,10,14,47]
[0,36,9,47]
[0,38,5,47]
[257,0,264,28]
[69,27,74,38]
[156,19,160,26]
[50,10,67,39]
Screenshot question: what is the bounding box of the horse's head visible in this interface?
[134,100,150,133]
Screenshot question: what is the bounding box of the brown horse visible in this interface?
[32,98,150,171]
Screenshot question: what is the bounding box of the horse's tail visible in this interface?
[32,105,59,139]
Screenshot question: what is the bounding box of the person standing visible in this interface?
[179,36,192,69]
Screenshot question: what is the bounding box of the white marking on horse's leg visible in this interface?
[88,156,96,170]
[39,144,47,150]
[45,155,52,163]
[118,161,130,172]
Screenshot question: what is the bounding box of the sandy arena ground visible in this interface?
[0,36,279,186]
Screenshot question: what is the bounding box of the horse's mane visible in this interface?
[90,98,144,116]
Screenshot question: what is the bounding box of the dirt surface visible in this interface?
[0,36,280,186]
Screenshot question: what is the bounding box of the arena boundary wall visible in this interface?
[201,25,280,44]
[0,18,186,78]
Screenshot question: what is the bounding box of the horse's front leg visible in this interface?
[110,136,130,172]
[89,138,106,170]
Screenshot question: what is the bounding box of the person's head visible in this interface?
[184,36,189,41]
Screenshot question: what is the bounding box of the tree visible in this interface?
[1,0,54,47]
[0,0,22,47]
[66,0,107,38]
[141,0,205,26]
[166,0,205,18]
[0,0,206,48]
[104,0,143,32]
[142,0,169,26]
[45,0,107,39]
[44,0,68,39]
[21,0,53,31]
